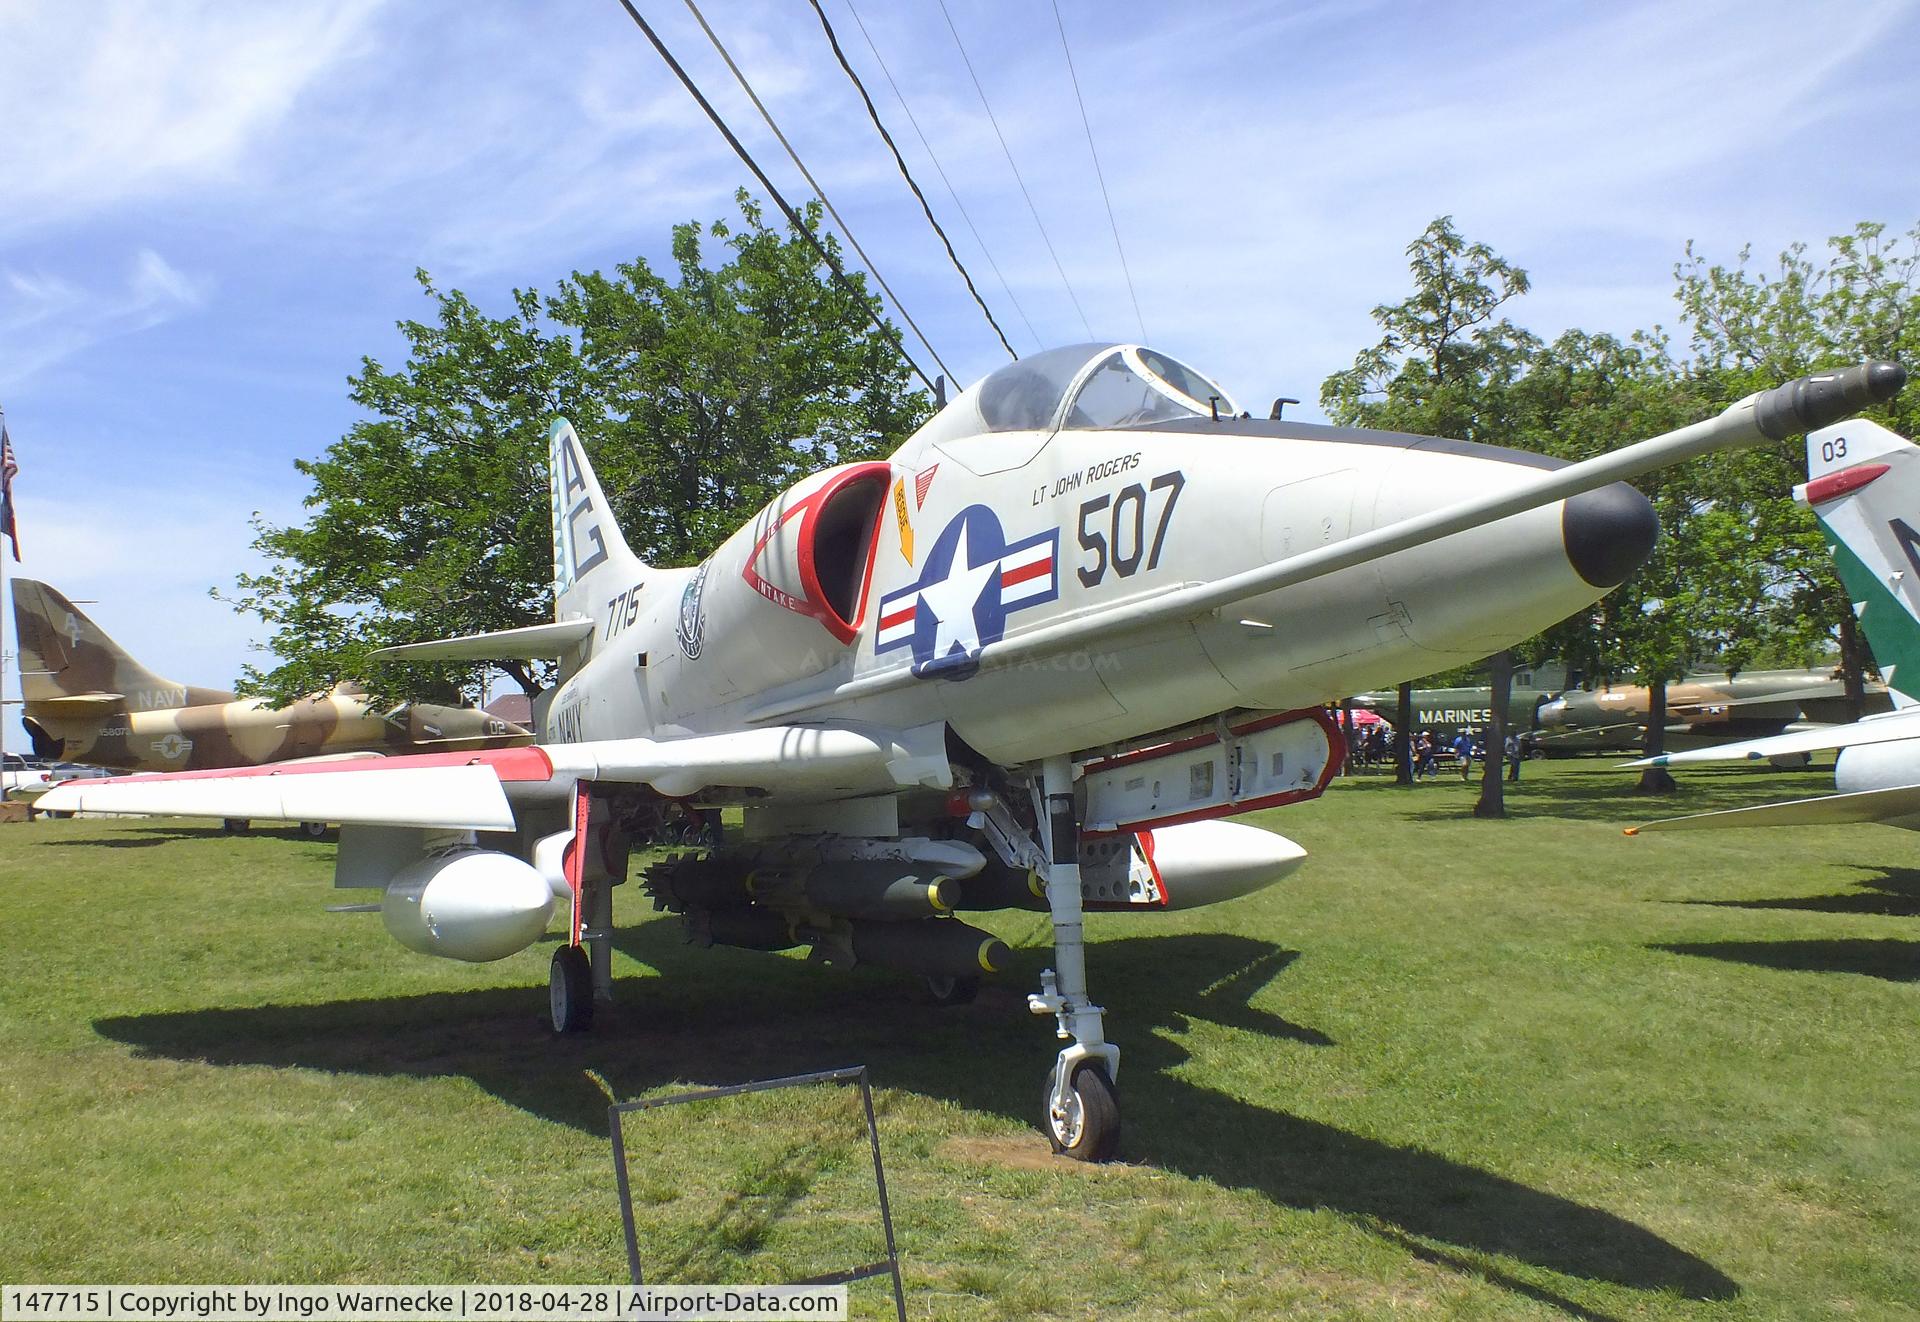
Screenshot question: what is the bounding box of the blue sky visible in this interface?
[2,0,1916,723]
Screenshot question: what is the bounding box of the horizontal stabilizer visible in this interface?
[1625,709,1920,767]
[1708,680,1851,709]
[27,693,127,712]
[1627,781,1920,833]
[34,751,546,831]
[373,618,595,662]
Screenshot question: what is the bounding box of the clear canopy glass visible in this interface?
[914,343,1236,449]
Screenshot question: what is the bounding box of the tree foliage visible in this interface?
[1664,222,1920,712]
[550,197,927,567]
[229,193,931,704]
[1321,215,1540,442]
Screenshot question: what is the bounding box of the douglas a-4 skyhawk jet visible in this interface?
[46,344,1904,1158]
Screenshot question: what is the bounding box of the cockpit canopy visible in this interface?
[914,343,1238,449]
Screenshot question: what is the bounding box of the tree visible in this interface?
[229,193,931,705]
[1517,329,1726,792]
[228,276,586,704]
[1473,650,1512,816]
[1322,216,1540,443]
[1394,681,1414,785]
[1668,221,1920,717]
[1324,216,1542,810]
[549,196,928,567]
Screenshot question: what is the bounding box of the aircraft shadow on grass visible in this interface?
[38,826,320,849]
[1673,866,1920,919]
[94,924,1735,1303]
[1652,938,1920,982]
[1338,773,1807,828]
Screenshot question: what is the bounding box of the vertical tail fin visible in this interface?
[1801,420,1920,702]
[549,419,646,622]
[11,578,224,710]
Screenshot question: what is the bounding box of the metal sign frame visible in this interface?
[608,1065,907,1320]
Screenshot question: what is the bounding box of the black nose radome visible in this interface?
[1563,482,1658,588]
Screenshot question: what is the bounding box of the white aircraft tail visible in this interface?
[1800,419,1920,702]
[549,419,647,624]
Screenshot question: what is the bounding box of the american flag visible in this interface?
[1,418,19,561]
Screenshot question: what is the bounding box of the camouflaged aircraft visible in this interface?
[45,346,1905,1159]
[12,578,530,814]
[1533,666,1891,757]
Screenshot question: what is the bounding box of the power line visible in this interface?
[680,0,954,382]
[933,0,1095,341]
[804,0,1017,361]
[841,0,1041,352]
[609,0,939,395]
[1051,0,1146,344]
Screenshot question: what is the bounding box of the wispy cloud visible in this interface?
[0,248,206,390]
[0,2,385,238]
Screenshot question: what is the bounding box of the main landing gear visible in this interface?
[1028,754,1121,1162]
[549,944,593,1033]
[549,785,623,1035]
[550,845,618,1035]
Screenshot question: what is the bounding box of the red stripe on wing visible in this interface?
[113,745,554,785]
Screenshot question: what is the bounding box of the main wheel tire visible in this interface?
[300,821,329,840]
[549,945,594,1034]
[923,974,980,1007]
[221,818,250,835]
[1043,1061,1119,1162]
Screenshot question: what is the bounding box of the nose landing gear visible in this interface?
[1043,1057,1119,1161]
[1029,754,1121,1162]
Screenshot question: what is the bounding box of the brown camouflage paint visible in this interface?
[12,578,530,771]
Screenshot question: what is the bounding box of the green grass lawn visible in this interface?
[2,759,1917,1319]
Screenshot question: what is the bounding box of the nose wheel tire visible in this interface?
[923,973,980,1007]
[1044,1061,1119,1162]
[549,944,594,1034]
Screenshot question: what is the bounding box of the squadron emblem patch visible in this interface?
[677,561,710,660]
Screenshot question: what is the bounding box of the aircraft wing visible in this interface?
[372,618,595,662]
[1623,711,1920,768]
[36,748,541,830]
[36,723,949,827]
[1709,681,1852,708]
[1626,782,1920,833]
[1536,720,1645,740]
